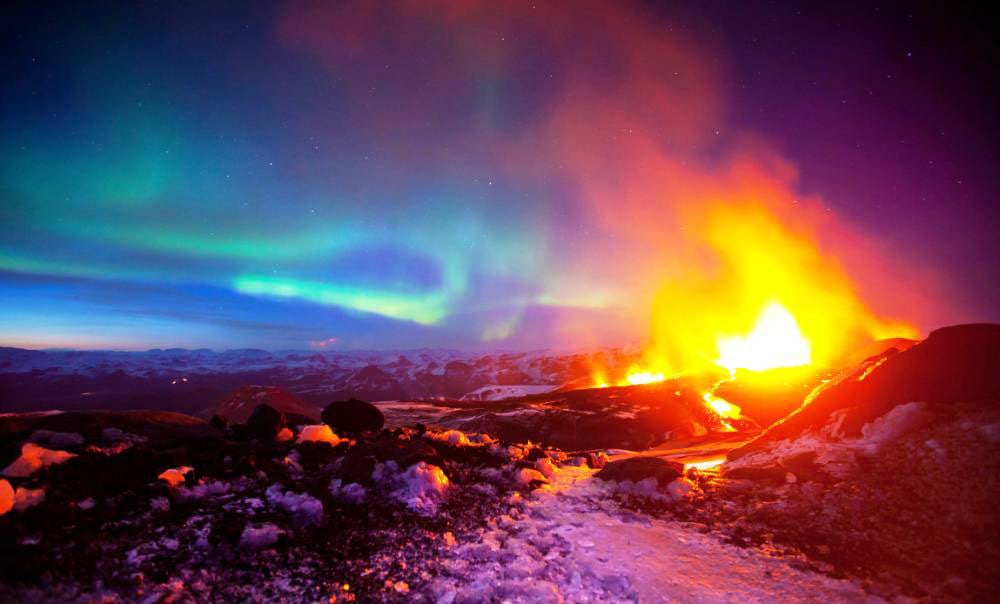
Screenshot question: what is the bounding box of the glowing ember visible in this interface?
[716,302,811,373]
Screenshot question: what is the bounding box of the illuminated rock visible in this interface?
[595,457,683,487]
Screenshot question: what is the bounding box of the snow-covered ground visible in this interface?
[461,384,558,401]
[431,464,872,603]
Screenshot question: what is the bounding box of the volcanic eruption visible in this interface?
[1,1,997,602]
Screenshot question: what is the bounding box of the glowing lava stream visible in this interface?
[616,301,814,427]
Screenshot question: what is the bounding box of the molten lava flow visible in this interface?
[684,457,726,471]
[715,302,811,373]
[702,392,740,419]
[702,391,741,431]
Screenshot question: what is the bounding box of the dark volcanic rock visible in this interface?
[461,378,748,451]
[366,438,441,467]
[596,457,684,486]
[337,438,442,485]
[731,323,1000,459]
[246,404,286,439]
[321,398,385,434]
[0,410,217,446]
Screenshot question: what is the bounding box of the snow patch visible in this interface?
[296,424,342,446]
[13,487,45,511]
[856,401,931,453]
[515,467,548,487]
[157,466,194,488]
[266,484,324,526]
[732,401,932,477]
[461,384,556,401]
[175,480,231,502]
[373,460,450,515]
[329,479,366,504]
[0,479,13,515]
[240,523,283,550]
[150,496,171,512]
[1,443,77,478]
[426,429,470,446]
[534,457,559,479]
[431,464,870,602]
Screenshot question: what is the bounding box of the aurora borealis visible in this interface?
[1,2,997,350]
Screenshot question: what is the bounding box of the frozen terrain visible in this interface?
[431,462,871,603]
[1,324,998,601]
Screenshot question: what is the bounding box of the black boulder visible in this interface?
[246,404,286,439]
[321,399,384,434]
[595,456,684,486]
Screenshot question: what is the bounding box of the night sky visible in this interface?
[1,1,997,351]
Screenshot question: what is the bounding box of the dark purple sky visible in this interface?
[711,2,998,313]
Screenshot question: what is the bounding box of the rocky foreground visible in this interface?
[1,324,999,602]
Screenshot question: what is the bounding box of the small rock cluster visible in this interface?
[0,399,606,601]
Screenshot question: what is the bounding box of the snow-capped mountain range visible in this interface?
[0,347,639,416]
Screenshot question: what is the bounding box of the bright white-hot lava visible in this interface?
[624,370,666,386]
[715,302,811,373]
